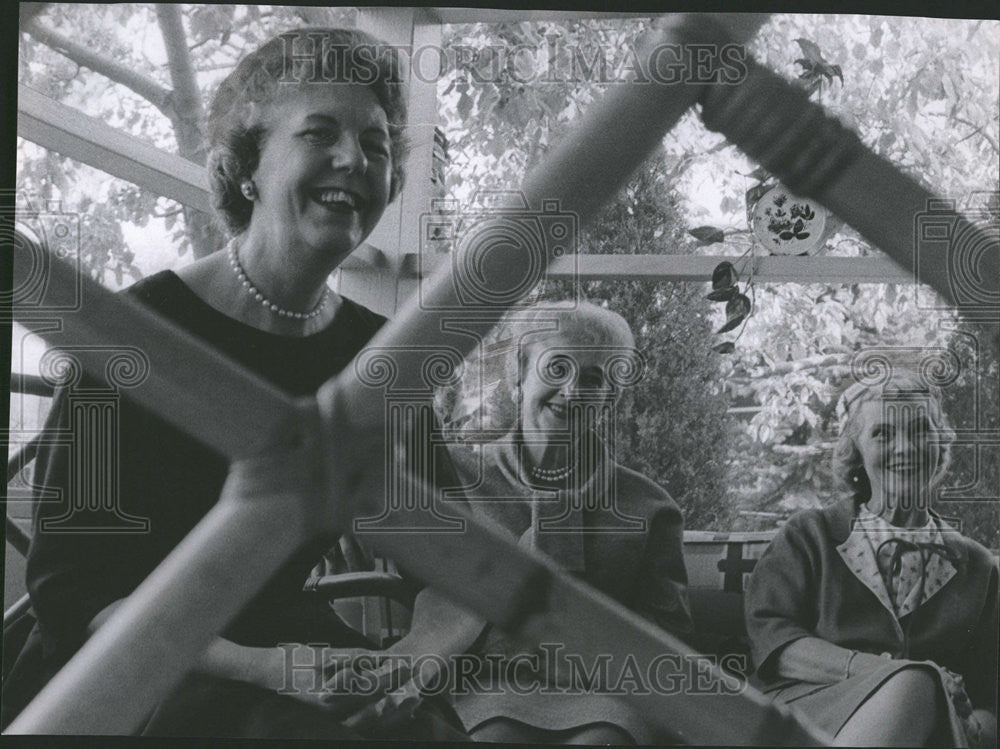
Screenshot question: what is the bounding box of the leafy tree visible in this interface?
[436,16,999,543]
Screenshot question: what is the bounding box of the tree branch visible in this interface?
[733,353,853,380]
[926,111,1000,155]
[155,5,206,164]
[22,18,174,118]
[19,3,50,26]
[952,116,1000,155]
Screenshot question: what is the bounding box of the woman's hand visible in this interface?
[971,709,997,749]
[248,644,373,710]
[940,667,974,719]
[318,650,418,718]
[775,638,892,683]
[844,650,895,678]
[936,667,996,749]
[316,588,486,719]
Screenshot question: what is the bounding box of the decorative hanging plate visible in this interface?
[750,184,829,255]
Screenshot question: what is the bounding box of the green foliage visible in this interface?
[793,37,843,96]
[533,155,733,530]
[439,16,999,544]
[935,320,1000,550]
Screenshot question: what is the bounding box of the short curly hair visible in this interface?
[206,27,408,235]
[500,301,636,386]
[832,370,956,509]
[440,300,638,437]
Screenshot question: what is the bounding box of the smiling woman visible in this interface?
[188,26,406,334]
[391,300,694,744]
[745,371,998,748]
[11,27,464,740]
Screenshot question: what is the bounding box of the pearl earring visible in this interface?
[240,181,257,201]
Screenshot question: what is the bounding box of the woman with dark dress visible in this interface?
[9,28,463,739]
[745,371,998,748]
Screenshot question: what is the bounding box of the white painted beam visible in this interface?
[404,252,916,283]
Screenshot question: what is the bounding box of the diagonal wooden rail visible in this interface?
[699,56,998,314]
[9,10,992,741]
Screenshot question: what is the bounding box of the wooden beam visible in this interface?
[429,7,652,23]
[393,13,444,313]
[342,7,442,313]
[10,477,311,734]
[340,461,828,746]
[17,84,211,213]
[700,59,999,312]
[11,228,299,459]
[3,16,828,745]
[404,252,917,283]
[7,16,825,743]
[7,238,827,744]
[340,13,770,411]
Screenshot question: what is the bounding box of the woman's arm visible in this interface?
[744,513,824,680]
[89,599,267,685]
[316,587,486,714]
[390,586,486,658]
[89,599,345,701]
[773,636,888,684]
[636,499,694,639]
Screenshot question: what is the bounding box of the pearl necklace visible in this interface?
[227,241,329,320]
[529,463,574,482]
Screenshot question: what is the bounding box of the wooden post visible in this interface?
[338,8,442,317]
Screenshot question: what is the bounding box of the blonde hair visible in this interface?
[832,369,955,508]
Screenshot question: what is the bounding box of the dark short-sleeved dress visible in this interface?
[18,270,386,737]
[744,499,999,746]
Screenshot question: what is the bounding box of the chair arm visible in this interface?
[302,572,419,610]
[3,594,33,630]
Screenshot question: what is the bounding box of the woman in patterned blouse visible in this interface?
[745,370,997,748]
